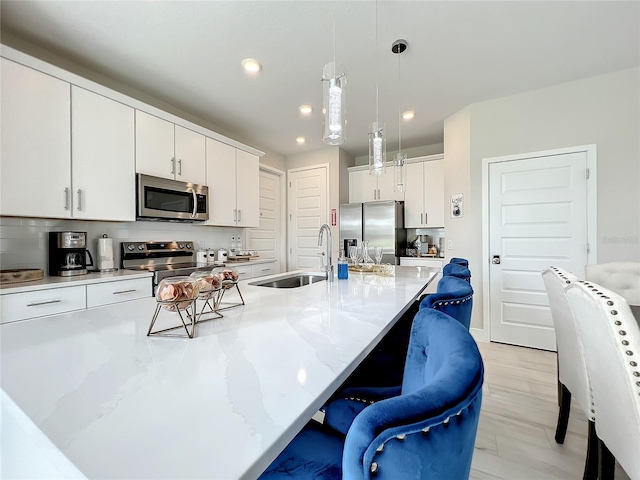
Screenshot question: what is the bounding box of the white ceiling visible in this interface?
[1,1,638,159]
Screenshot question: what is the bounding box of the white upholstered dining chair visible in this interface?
[565,280,640,480]
[585,261,640,305]
[542,267,597,479]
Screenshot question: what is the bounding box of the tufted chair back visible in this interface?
[449,257,469,267]
[565,281,640,480]
[542,267,592,418]
[585,262,640,305]
[419,276,474,330]
[442,263,471,282]
[342,308,484,480]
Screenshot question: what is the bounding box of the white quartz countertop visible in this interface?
[1,266,438,480]
[0,269,152,295]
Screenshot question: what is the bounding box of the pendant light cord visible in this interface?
[375,0,379,125]
[398,49,401,154]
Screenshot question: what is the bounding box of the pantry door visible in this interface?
[287,165,329,271]
[486,147,595,351]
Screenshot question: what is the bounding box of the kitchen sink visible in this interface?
[249,272,326,289]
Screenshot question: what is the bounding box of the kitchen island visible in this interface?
[1,266,438,480]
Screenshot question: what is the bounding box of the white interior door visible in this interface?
[288,166,328,271]
[489,151,589,350]
[246,168,283,272]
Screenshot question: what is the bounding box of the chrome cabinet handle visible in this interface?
[378,188,381,199]
[424,212,427,225]
[178,159,182,175]
[77,189,82,211]
[27,299,61,307]
[237,209,242,222]
[421,213,423,224]
[113,289,136,295]
[261,268,270,272]
[187,187,196,218]
[64,187,70,210]
[233,209,237,222]
[171,157,176,175]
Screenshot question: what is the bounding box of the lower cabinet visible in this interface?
[230,261,276,281]
[1,277,152,324]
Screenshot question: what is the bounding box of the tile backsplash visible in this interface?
[0,216,244,273]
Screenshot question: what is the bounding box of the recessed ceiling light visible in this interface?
[402,111,415,120]
[299,105,313,115]
[296,137,306,144]
[241,58,262,74]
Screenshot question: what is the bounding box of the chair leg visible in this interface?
[554,382,571,444]
[598,438,615,480]
[583,420,598,480]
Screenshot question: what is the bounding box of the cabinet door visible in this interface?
[404,162,424,228]
[376,170,405,202]
[235,150,260,227]
[423,159,445,227]
[205,138,237,226]
[175,125,206,185]
[72,87,135,221]
[1,58,71,218]
[135,110,175,179]
[349,170,377,203]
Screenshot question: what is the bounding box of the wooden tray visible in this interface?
[0,268,44,285]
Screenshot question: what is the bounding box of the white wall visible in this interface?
[445,67,640,330]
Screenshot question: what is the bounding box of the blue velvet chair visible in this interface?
[449,257,469,267]
[259,309,484,480]
[419,276,474,330]
[442,263,471,282]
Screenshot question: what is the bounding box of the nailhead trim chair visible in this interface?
[565,281,640,480]
[419,275,474,330]
[585,262,640,305]
[449,257,469,267]
[442,263,471,282]
[259,309,484,480]
[542,267,597,479]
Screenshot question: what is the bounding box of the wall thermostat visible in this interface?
[451,193,463,218]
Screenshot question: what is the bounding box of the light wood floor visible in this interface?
[472,341,631,480]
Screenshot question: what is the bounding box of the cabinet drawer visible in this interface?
[87,278,151,308]
[1,286,86,324]
[400,258,444,268]
[234,264,252,280]
[251,262,276,278]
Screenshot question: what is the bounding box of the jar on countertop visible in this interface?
[156,276,199,311]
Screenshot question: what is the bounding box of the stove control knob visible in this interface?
[178,244,184,249]
[186,243,192,249]
[137,244,145,251]
[127,245,135,251]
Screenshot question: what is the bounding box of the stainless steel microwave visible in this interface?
[137,174,209,222]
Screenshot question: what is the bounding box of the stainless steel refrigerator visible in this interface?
[339,201,407,265]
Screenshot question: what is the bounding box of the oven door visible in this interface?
[137,174,208,221]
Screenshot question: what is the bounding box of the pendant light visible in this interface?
[322,19,346,145]
[369,0,386,176]
[392,39,408,192]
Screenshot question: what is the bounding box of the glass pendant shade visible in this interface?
[322,62,346,145]
[394,152,407,192]
[368,122,386,175]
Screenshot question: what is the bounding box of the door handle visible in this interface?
[492,255,501,264]
[187,187,196,218]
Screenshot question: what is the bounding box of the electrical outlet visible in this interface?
[448,240,453,250]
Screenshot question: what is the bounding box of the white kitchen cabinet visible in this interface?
[1,58,71,218]
[251,261,277,278]
[136,110,206,185]
[86,277,151,308]
[348,167,404,203]
[71,86,136,221]
[405,158,445,228]
[205,138,260,227]
[1,286,86,324]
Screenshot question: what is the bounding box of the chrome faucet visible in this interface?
[318,224,334,282]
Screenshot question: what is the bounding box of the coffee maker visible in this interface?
[49,231,94,276]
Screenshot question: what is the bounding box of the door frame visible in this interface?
[481,144,598,343]
[286,163,330,271]
[259,164,287,272]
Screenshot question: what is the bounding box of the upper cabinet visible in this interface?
[404,157,445,228]
[1,60,135,222]
[348,166,405,203]
[71,86,135,221]
[1,58,72,218]
[135,110,206,185]
[205,138,259,227]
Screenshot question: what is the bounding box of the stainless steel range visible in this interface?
[121,241,214,294]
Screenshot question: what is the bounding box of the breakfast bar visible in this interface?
[1,266,438,479]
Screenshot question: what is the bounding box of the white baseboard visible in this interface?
[470,327,489,343]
